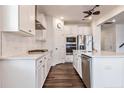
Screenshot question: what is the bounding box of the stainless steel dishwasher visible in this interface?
[82,54,91,88]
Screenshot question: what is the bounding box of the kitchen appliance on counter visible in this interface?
[77,35,93,52]
[82,54,92,88]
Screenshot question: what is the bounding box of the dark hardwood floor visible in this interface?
[43,63,85,88]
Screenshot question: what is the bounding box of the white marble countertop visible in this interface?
[82,51,124,58]
[0,52,49,60]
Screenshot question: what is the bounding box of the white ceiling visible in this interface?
[37,5,119,24]
[101,11,124,29]
[113,11,124,24]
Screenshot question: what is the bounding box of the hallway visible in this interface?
[43,63,85,88]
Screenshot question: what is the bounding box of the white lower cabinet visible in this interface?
[0,52,52,88]
[91,58,123,88]
[37,59,46,88]
[122,62,124,87]
[37,63,44,88]
[77,55,82,78]
[73,50,82,78]
[36,53,52,88]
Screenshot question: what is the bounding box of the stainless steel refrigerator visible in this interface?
[77,35,93,52]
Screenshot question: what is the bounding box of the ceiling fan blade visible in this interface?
[93,11,100,15]
[83,11,91,14]
[83,11,89,13]
[82,18,85,20]
[84,14,91,18]
[83,11,92,14]
[90,5,100,11]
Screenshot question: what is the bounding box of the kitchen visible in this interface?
[0,5,124,88]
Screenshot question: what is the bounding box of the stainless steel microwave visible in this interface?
[66,37,76,43]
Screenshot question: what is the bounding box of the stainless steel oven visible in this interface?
[66,37,76,55]
[66,44,76,55]
[82,54,91,88]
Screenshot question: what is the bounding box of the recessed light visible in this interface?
[60,16,64,20]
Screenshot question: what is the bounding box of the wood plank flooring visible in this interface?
[43,63,86,88]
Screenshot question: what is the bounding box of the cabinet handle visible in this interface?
[29,30,32,32]
[44,57,46,59]
[42,65,45,67]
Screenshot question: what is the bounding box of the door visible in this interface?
[53,19,66,65]
[54,32,66,65]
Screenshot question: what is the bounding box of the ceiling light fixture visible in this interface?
[112,19,116,22]
[88,16,92,20]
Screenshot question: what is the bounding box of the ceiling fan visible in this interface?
[82,5,100,20]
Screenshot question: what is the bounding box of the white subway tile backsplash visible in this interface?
[1,32,44,56]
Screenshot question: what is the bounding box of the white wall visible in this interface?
[101,25,116,52]
[116,24,124,53]
[64,24,91,37]
[45,15,54,51]
[91,23,101,52]
[100,24,124,53]
[0,32,1,56]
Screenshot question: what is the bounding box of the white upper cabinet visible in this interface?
[64,25,91,36]
[77,26,91,35]
[0,5,35,36]
[64,25,78,36]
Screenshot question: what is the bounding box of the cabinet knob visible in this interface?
[40,60,42,63]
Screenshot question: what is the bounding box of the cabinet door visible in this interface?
[77,55,82,78]
[19,5,29,33]
[75,54,79,72]
[19,5,35,35]
[37,62,45,88]
[28,5,35,35]
[92,58,122,88]
[47,56,51,73]
[0,5,19,31]
[73,52,76,69]
[44,57,48,79]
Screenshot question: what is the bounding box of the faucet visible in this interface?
[119,43,124,48]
